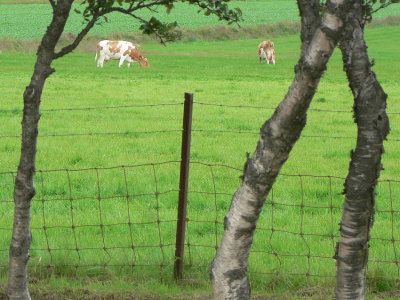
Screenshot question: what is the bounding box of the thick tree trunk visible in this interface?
[334,1,390,298]
[297,0,321,56]
[210,1,351,299]
[7,1,73,299]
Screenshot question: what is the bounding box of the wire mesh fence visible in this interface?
[1,164,399,285]
[1,96,399,287]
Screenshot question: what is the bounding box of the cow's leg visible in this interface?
[98,55,106,68]
[261,49,267,64]
[118,57,125,68]
[127,62,131,68]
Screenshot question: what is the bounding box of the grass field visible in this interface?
[1,0,400,39]
[1,2,400,299]
[0,1,299,39]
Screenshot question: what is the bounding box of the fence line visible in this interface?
[1,129,400,142]
[194,101,400,115]
[0,130,183,139]
[1,94,400,288]
[1,162,399,283]
[1,100,399,142]
[0,102,183,113]
[1,100,400,115]
[1,132,400,142]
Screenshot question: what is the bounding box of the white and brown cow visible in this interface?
[258,40,276,65]
[95,40,149,68]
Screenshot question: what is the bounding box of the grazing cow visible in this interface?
[95,40,149,68]
[258,40,276,65]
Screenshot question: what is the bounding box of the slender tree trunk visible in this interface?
[210,0,352,298]
[334,1,390,298]
[7,1,73,299]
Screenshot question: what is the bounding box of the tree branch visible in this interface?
[52,0,181,58]
[370,1,397,15]
[362,0,400,25]
[53,11,103,59]
[123,0,173,12]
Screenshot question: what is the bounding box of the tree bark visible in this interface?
[297,0,321,55]
[7,1,73,299]
[334,1,390,298]
[210,0,351,299]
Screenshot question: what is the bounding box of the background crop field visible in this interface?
[1,1,299,39]
[1,0,400,39]
[1,1,400,298]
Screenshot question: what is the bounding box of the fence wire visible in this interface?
[1,99,399,286]
[1,101,399,142]
[1,130,400,142]
[4,101,396,114]
[1,162,399,285]
[193,101,400,115]
[0,162,182,279]
[0,102,183,114]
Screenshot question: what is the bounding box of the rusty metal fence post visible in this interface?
[174,92,194,280]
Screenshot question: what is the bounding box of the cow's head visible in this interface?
[139,56,150,68]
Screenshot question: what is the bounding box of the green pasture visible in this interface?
[1,21,400,299]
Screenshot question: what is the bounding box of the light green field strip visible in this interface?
[0,1,298,39]
[1,1,400,39]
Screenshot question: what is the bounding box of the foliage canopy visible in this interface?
[78,0,242,42]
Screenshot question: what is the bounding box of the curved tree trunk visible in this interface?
[7,1,73,299]
[209,0,352,299]
[334,1,390,298]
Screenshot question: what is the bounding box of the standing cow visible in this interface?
[95,40,149,68]
[258,40,276,65]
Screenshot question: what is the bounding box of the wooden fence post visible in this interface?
[174,92,194,280]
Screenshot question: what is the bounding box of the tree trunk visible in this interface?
[210,0,351,299]
[7,1,73,299]
[297,0,321,56]
[334,1,390,298]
